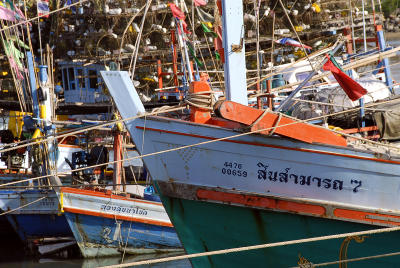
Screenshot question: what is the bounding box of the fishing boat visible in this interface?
[59,129,181,258]
[60,186,182,258]
[104,1,400,267]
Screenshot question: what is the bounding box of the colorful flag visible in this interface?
[275,38,312,50]
[187,42,203,67]
[169,3,185,20]
[323,56,367,101]
[201,22,217,37]
[37,0,50,18]
[0,5,16,21]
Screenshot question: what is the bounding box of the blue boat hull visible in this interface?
[6,214,71,241]
[64,212,181,257]
[0,190,72,242]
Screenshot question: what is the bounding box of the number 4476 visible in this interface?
[224,162,242,169]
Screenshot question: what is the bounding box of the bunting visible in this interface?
[275,38,312,50]
[37,0,50,18]
[169,3,185,20]
[0,5,16,21]
[187,42,203,67]
[201,22,217,37]
[169,3,191,34]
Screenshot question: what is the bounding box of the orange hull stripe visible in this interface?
[334,208,400,226]
[196,189,325,216]
[61,187,163,207]
[137,126,400,165]
[63,207,173,227]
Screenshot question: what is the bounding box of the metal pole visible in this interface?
[221,0,248,105]
[276,42,345,112]
[178,19,194,83]
[349,0,357,53]
[362,0,368,52]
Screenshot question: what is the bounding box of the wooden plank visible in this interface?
[215,100,347,147]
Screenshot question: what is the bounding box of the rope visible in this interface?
[117,4,146,66]
[269,113,282,136]
[0,106,186,155]
[3,98,400,188]
[291,251,400,267]
[278,0,315,72]
[129,0,152,79]
[98,226,400,268]
[0,196,46,216]
[249,109,269,128]
[291,98,390,112]
[184,90,216,110]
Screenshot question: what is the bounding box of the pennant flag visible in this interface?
[10,36,30,49]
[187,42,203,67]
[275,38,312,50]
[5,0,15,10]
[0,5,16,21]
[194,0,207,7]
[37,0,50,18]
[201,22,217,37]
[215,51,220,60]
[323,56,367,101]
[169,3,185,20]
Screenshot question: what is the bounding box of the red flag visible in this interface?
[169,3,185,20]
[194,0,207,6]
[323,57,367,101]
[181,20,191,34]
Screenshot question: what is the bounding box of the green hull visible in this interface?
[158,189,400,267]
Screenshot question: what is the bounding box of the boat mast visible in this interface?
[221,0,248,105]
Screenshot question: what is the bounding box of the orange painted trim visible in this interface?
[334,208,400,226]
[61,187,163,207]
[63,207,173,227]
[197,189,325,216]
[137,126,400,165]
[341,126,378,134]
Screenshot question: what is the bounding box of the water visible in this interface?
[0,248,192,268]
[0,257,191,268]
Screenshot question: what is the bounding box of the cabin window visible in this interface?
[89,70,97,89]
[63,68,69,90]
[68,68,76,90]
[77,69,86,89]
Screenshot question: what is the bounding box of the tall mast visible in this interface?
[221,0,248,105]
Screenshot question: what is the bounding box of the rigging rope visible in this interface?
[3,99,400,189]
[98,226,400,268]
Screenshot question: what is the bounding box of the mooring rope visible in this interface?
[184,90,217,110]
[98,226,400,268]
[291,251,400,267]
